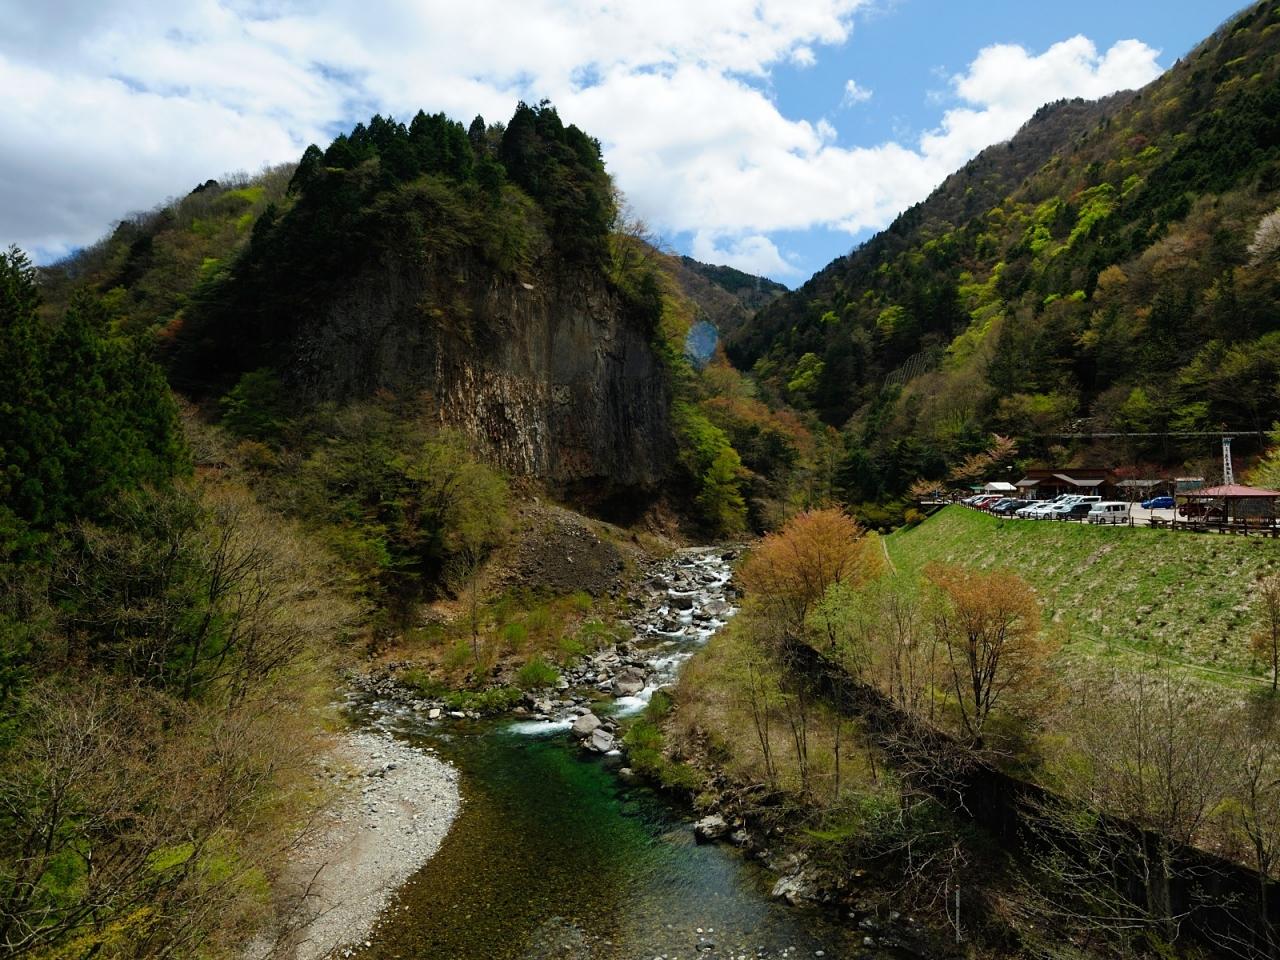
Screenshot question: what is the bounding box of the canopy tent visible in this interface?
[982,481,1017,493]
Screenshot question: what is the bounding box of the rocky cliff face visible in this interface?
[286,251,672,500]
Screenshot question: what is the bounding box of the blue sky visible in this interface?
[0,0,1250,284]
[693,0,1247,281]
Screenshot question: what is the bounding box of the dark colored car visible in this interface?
[993,499,1030,515]
[1141,495,1174,509]
[1059,502,1094,520]
[1179,502,1225,521]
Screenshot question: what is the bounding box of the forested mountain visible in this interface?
[732,2,1280,502]
[670,256,788,335]
[37,102,816,541]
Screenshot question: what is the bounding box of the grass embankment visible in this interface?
[887,506,1280,682]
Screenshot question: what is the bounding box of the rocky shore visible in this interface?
[248,731,460,960]
[357,547,739,733]
[341,545,938,956]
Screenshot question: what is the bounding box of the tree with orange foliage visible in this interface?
[926,563,1050,747]
[738,508,880,638]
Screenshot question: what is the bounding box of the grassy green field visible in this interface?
[885,506,1280,683]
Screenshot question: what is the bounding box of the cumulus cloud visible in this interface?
[692,230,800,277]
[843,79,873,105]
[920,35,1164,173]
[0,1,1164,278]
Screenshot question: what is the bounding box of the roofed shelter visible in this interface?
[1175,483,1280,533]
[1014,467,1117,500]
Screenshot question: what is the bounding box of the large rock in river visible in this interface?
[588,728,616,753]
[571,712,601,739]
[693,814,729,843]
[612,667,646,697]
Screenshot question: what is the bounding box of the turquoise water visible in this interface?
[349,712,888,960]
[349,550,906,959]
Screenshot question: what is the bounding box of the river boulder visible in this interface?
[612,667,647,697]
[693,814,729,843]
[571,712,601,739]
[588,728,616,753]
[770,871,815,905]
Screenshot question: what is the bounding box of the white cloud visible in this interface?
[920,35,1163,172]
[692,230,800,277]
[842,78,873,105]
[0,2,1164,280]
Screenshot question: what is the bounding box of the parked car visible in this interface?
[1018,501,1058,519]
[993,499,1031,515]
[1087,502,1130,524]
[1141,495,1174,509]
[1050,502,1094,520]
[987,498,1016,512]
[1019,495,1067,517]
[1179,502,1225,521]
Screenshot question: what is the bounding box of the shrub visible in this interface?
[499,621,529,651]
[442,687,523,714]
[443,640,473,671]
[399,668,445,698]
[515,656,560,690]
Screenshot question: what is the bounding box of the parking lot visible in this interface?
[956,494,1278,536]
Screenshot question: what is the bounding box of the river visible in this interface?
[345,548,898,959]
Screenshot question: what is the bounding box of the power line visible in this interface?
[1025,430,1266,440]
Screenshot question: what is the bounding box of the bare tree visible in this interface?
[1223,698,1280,957]
[1026,669,1237,948]
[0,680,312,957]
[447,546,485,663]
[1251,574,1280,692]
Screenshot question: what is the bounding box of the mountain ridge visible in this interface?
[729,0,1280,503]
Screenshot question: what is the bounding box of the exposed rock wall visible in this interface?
[286,251,672,497]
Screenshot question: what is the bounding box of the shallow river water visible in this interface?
[347,549,902,960]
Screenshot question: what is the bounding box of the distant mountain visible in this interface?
[676,256,787,321]
[631,254,789,345]
[729,2,1280,501]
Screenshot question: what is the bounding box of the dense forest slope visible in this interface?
[733,2,1280,501]
[166,104,675,500]
[39,106,796,515]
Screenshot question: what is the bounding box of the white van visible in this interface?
[1087,501,1130,524]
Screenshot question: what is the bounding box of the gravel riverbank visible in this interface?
[249,731,460,960]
